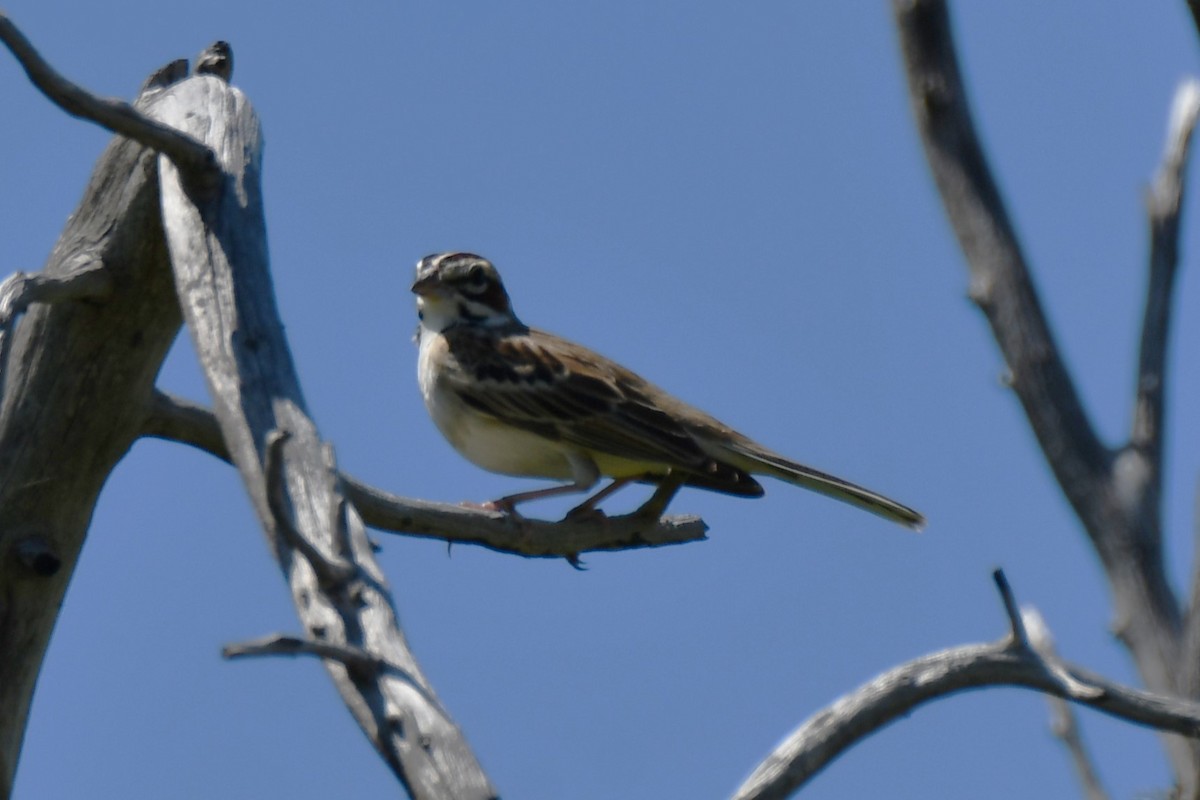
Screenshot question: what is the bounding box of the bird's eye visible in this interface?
[463,265,488,291]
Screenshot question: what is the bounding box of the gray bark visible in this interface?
[891,0,1200,793]
[0,61,188,796]
[146,72,497,800]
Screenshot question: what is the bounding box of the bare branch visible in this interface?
[1022,606,1103,701]
[1134,78,1200,457]
[1153,79,1200,704]
[149,74,497,798]
[732,572,1200,800]
[222,633,447,715]
[992,568,1028,645]
[0,12,217,182]
[892,0,1193,779]
[1025,608,1111,800]
[891,0,1108,502]
[0,56,188,795]
[223,633,382,675]
[140,389,710,558]
[1124,79,1200,572]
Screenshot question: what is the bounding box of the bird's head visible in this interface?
[412,252,517,333]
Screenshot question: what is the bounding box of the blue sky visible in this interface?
[4,2,1199,798]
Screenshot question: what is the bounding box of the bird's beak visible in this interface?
[411,275,440,297]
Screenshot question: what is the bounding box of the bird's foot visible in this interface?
[462,498,526,522]
[631,476,684,520]
[563,504,608,525]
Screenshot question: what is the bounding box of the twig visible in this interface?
[993,568,1028,645]
[1121,79,1200,580]
[1133,78,1200,459]
[0,12,217,182]
[140,390,709,557]
[223,633,453,727]
[731,570,1200,800]
[223,633,381,675]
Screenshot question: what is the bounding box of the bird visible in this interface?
[412,252,924,529]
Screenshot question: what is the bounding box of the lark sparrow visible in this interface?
[413,252,923,528]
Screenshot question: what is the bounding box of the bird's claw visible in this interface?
[462,498,524,521]
[563,504,608,525]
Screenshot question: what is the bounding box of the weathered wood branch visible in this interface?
[0,12,216,181]
[731,571,1200,800]
[892,0,1197,786]
[140,389,710,558]
[144,71,497,799]
[0,57,189,796]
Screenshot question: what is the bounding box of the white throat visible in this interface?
[415,295,460,334]
[416,294,516,336]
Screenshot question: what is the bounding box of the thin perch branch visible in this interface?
[140,390,709,557]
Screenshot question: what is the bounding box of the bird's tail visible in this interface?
[729,443,924,529]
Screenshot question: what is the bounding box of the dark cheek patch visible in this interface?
[480,281,510,314]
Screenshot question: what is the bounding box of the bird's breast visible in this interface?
[418,329,575,480]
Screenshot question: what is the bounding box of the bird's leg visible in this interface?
[564,478,634,522]
[631,473,684,519]
[480,482,589,516]
[485,454,602,519]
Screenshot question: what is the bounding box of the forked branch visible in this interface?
[892,0,1197,785]
[731,571,1200,800]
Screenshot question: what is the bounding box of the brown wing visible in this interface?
[441,325,762,496]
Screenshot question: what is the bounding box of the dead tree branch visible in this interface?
[731,571,1200,800]
[140,389,709,558]
[146,69,496,799]
[892,0,1199,786]
[0,12,216,181]
[0,49,189,796]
